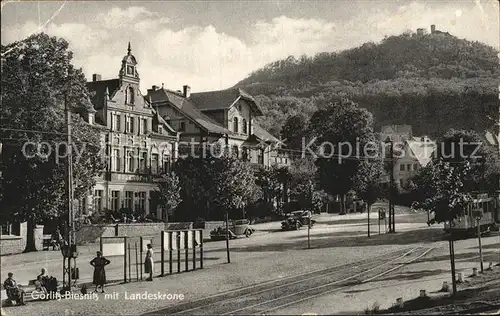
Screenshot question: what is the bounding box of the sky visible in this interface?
[1,0,499,93]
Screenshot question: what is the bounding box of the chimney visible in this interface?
[431,24,436,34]
[92,74,102,82]
[183,85,191,98]
[152,85,158,91]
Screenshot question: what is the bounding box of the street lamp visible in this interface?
[384,137,395,233]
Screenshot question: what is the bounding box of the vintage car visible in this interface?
[281,210,315,231]
[210,219,255,240]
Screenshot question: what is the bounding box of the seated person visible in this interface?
[33,276,48,298]
[3,273,25,306]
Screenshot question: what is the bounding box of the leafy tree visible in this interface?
[411,159,473,294]
[309,99,377,214]
[434,129,500,193]
[288,158,317,210]
[0,33,104,251]
[255,164,288,209]
[174,155,261,220]
[353,156,385,236]
[281,113,309,150]
[155,172,182,222]
[212,156,261,219]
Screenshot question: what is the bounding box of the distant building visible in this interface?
[379,124,413,144]
[393,136,436,191]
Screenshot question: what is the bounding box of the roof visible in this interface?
[86,79,121,109]
[483,131,498,147]
[148,88,232,135]
[253,124,280,143]
[406,138,436,167]
[189,88,263,115]
[380,125,412,135]
[152,107,176,134]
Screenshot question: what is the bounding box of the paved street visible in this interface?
[1,212,499,315]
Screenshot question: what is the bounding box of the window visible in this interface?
[242,119,247,134]
[232,145,239,158]
[140,118,147,134]
[413,164,418,170]
[128,87,135,104]
[163,154,171,173]
[127,150,134,172]
[127,65,134,75]
[242,147,249,161]
[112,149,120,171]
[94,190,103,211]
[125,116,131,133]
[139,152,147,172]
[158,126,163,134]
[257,149,264,164]
[136,192,146,213]
[111,191,120,212]
[114,114,121,131]
[407,164,411,171]
[233,117,239,133]
[124,191,133,211]
[400,164,405,171]
[179,122,186,132]
[151,154,159,174]
[285,158,288,164]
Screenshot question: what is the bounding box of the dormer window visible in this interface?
[242,119,247,134]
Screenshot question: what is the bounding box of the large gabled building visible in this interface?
[83,43,179,220]
[146,85,290,168]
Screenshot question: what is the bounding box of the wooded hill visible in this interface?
[234,30,499,138]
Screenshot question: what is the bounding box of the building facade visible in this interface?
[84,44,179,220]
[393,136,436,191]
[146,84,290,168]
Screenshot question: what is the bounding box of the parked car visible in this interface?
[281,210,315,230]
[210,219,255,241]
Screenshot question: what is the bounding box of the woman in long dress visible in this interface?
[90,251,110,293]
[144,244,154,281]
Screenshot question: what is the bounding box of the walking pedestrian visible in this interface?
[144,244,154,281]
[90,251,110,293]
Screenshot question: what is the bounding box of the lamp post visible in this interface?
[384,137,395,233]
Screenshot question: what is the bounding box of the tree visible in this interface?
[354,157,385,237]
[0,33,104,251]
[174,155,261,221]
[155,172,182,222]
[309,98,377,214]
[212,156,261,219]
[435,129,500,193]
[281,113,309,150]
[412,159,472,294]
[288,158,317,210]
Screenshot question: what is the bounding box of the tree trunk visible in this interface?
[23,217,37,252]
[367,204,371,238]
[448,225,457,295]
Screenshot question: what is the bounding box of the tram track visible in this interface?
[144,246,434,315]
